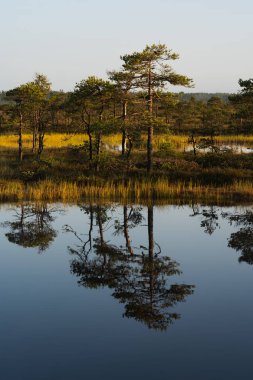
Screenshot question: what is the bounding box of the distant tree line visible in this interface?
[179,93,230,102]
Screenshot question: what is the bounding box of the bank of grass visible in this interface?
[0,133,253,204]
[0,178,253,203]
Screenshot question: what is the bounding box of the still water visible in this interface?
[0,203,253,380]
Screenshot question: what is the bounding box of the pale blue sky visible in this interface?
[1,0,252,92]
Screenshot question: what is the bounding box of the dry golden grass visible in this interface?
[0,133,252,205]
[1,133,253,150]
[215,135,253,144]
[0,133,122,149]
[0,179,252,203]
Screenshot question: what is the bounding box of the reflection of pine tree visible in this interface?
[114,206,144,255]
[190,206,253,265]
[67,205,194,331]
[190,205,220,235]
[67,205,123,289]
[225,210,253,265]
[2,203,58,253]
[113,254,193,330]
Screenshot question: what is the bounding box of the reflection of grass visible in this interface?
[0,178,253,203]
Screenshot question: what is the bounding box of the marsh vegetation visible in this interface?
[0,45,253,202]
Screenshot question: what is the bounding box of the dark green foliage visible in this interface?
[195,152,253,170]
[229,79,253,133]
[0,48,253,186]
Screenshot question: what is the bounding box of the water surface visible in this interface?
[0,203,252,380]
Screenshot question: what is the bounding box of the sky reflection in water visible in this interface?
[0,203,252,380]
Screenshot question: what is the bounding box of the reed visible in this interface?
[0,178,252,203]
[215,135,253,145]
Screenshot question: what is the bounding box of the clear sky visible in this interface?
[1,0,252,93]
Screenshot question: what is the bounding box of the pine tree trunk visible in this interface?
[127,136,133,157]
[87,125,93,161]
[37,132,44,160]
[121,100,127,156]
[147,67,153,173]
[147,126,153,173]
[18,111,23,161]
[32,127,37,153]
[122,128,126,155]
[95,132,101,172]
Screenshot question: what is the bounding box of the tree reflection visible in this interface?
[224,210,253,265]
[190,205,220,235]
[113,207,194,330]
[66,205,194,331]
[190,205,253,265]
[2,203,59,253]
[66,205,127,289]
[114,205,144,255]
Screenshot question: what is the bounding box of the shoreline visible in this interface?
[0,178,252,205]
